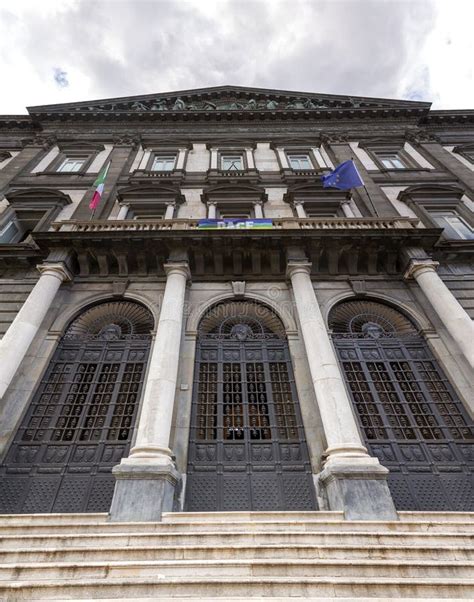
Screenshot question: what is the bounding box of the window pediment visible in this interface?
[284,183,349,205]
[201,183,267,206]
[5,188,72,209]
[0,151,12,163]
[398,184,465,207]
[57,141,105,154]
[117,184,184,205]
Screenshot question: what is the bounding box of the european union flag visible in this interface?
[321,160,364,190]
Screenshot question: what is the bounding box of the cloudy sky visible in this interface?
[0,0,472,114]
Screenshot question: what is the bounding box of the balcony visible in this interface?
[51,217,420,233]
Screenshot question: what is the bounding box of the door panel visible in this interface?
[185,339,317,511]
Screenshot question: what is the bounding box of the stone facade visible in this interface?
[0,86,472,521]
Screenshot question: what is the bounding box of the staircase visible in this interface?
[0,511,472,600]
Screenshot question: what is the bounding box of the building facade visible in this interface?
[0,86,472,522]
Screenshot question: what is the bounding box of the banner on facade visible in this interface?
[198,218,273,230]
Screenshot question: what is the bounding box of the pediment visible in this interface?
[28,85,430,116]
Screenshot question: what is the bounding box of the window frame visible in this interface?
[376,152,407,170]
[453,143,474,165]
[397,185,474,242]
[429,210,474,240]
[57,156,89,173]
[358,140,423,172]
[0,189,72,243]
[219,153,245,172]
[149,154,177,172]
[286,152,314,171]
[45,142,105,175]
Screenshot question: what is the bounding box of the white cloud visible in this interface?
[0,0,472,114]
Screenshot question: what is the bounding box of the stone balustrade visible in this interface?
[51,217,419,233]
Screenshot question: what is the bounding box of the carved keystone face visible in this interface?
[99,324,123,340]
[361,321,384,339]
[230,323,253,341]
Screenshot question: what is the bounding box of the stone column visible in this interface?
[164,202,175,220]
[287,260,397,520]
[405,258,474,368]
[116,204,129,220]
[254,201,264,219]
[110,261,191,522]
[207,202,217,219]
[0,261,72,399]
[294,201,307,218]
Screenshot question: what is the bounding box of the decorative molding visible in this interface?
[349,279,367,295]
[37,261,73,282]
[404,258,439,280]
[112,279,130,297]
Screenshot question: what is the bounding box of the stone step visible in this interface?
[1,510,472,528]
[1,543,472,564]
[2,529,472,550]
[1,558,472,582]
[27,599,471,602]
[161,511,343,522]
[1,575,473,600]
[1,518,473,536]
[398,512,474,523]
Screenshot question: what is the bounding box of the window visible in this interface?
[218,210,252,219]
[376,152,406,170]
[305,209,338,218]
[0,217,23,243]
[221,155,243,171]
[57,156,88,173]
[151,155,176,171]
[430,211,474,240]
[287,153,313,170]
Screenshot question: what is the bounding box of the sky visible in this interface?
[0,0,473,115]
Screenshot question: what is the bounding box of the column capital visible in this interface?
[286,261,312,279]
[207,201,217,207]
[293,200,304,206]
[404,258,439,280]
[37,261,73,282]
[164,261,191,280]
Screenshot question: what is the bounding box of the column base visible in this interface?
[109,458,181,522]
[317,456,398,521]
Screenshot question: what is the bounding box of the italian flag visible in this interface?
[89,161,111,211]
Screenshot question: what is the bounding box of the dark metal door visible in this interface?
[330,300,473,511]
[0,302,152,514]
[185,334,317,511]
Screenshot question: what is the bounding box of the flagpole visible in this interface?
[351,157,379,217]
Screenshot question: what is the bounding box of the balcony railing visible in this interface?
[51,217,420,233]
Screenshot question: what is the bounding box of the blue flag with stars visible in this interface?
[321,160,364,190]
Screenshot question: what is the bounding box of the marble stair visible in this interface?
[0,511,472,600]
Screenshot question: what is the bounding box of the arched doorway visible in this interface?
[0,300,154,514]
[329,298,473,511]
[185,301,317,511]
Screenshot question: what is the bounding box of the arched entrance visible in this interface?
[0,301,153,513]
[329,299,473,511]
[185,301,317,511]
